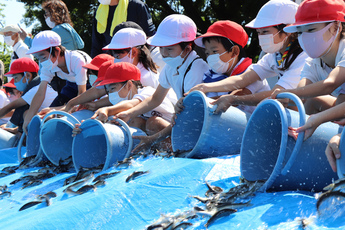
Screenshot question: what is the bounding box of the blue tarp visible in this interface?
[0,147,343,229]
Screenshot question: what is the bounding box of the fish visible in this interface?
[76,185,97,194]
[125,170,149,183]
[173,149,192,158]
[37,191,57,200]
[93,180,106,187]
[192,195,210,203]
[18,155,37,169]
[115,158,132,169]
[74,169,94,182]
[92,171,121,182]
[324,177,345,192]
[0,191,11,199]
[19,201,42,211]
[2,166,18,172]
[64,187,81,196]
[22,180,43,189]
[35,172,56,180]
[0,172,9,178]
[172,222,193,230]
[205,181,223,197]
[204,208,237,228]
[316,190,345,212]
[0,185,7,192]
[64,175,77,186]
[63,173,94,192]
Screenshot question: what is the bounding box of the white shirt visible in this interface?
[133,86,174,121]
[11,40,33,64]
[150,46,166,71]
[0,90,10,125]
[22,84,58,111]
[137,62,159,88]
[159,50,209,99]
[249,51,308,90]
[40,50,91,85]
[300,38,345,96]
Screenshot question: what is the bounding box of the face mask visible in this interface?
[207,51,235,74]
[45,17,56,29]
[98,0,111,5]
[14,73,28,92]
[114,49,134,64]
[4,36,14,46]
[41,48,59,70]
[162,50,185,69]
[259,32,286,54]
[89,74,98,86]
[108,82,131,105]
[298,22,338,58]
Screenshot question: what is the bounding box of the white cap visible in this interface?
[0,25,21,35]
[26,30,61,54]
[245,0,298,29]
[102,28,146,50]
[147,14,196,47]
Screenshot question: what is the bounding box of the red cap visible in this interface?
[3,79,16,88]
[97,62,141,86]
[284,0,345,33]
[194,20,248,48]
[5,57,39,75]
[93,60,114,86]
[83,54,114,71]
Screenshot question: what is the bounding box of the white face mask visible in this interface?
[114,49,134,64]
[89,74,98,86]
[45,17,56,29]
[207,51,235,74]
[162,50,185,69]
[98,0,111,5]
[4,35,15,46]
[41,48,59,70]
[259,32,286,54]
[108,82,131,105]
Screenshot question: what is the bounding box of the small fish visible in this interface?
[37,191,57,200]
[126,170,149,183]
[18,155,37,168]
[192,195,210,203]
[316,190,345,212]
[115,158,132,169]
[93,180,106,187]
[74,169,94,182]
[0,185,7,192]
[76,185,96,194]
[173,149,192,158]
[10,175,35,185]
[172,222,193,230]
[64,187,81,196]
[22,180,43,189]
[1,169,16,174]
[64,175,77,186]
[204,209,237,228]
[92,171,121,182]
[66,173,94,191]
[205,181,223,197]
[2,166,18,172]
[35,172,56,180]
[324,178,345,192]
[0,191,11,199]
[0,172,9,178]
[19,201,42,211]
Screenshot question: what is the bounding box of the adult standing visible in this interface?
[91,0,156,58]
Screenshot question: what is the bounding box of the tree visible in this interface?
[19,0,268,60]
[0,2,12,76]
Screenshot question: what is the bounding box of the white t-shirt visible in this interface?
[22,85,58,111]
[150,46,166,71]
[11,40,33,65]
[300,39,345,96]
[137,62,159,88]
[40,50,91,85]
[0,90,10,125]
[249,51,308,90]
[159,50,209,99]
[133,86,174,121]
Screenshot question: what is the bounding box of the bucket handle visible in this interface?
[276,92,306,175]
[41,110,80,127]
[17,131,26,163]
[108,116,134,160]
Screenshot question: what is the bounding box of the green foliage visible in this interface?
[18,0,268,59]
[0,3,11,75]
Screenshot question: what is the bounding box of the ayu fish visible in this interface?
[125,170,149,183]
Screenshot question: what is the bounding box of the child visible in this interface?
[186,0,308,114]
[0,58,57,134]
[271,0,345,115]
[23,30,91,132]
[90,62,175,140]
[114,14,209,152]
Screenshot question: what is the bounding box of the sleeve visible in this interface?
[21,87,37,105]
[299,58,321,83]
[131,0,156,36]
[183,59,209,93]
[16,44,33,60]
[249,53,279,80]
[71,52,89,85]
[91,10,105,58]
[275,52,308,89]
[0,91,9,108]
[24,37,32,48]
[158,66,172,89]
[39,68,55,83]
[133,87,154,102]
[245,78,271,94]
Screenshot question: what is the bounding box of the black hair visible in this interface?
[274,24,303,71]
[178,41,195,50]
[43,45,66,57]
[202,36,247,60]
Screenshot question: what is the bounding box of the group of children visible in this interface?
[0,0,344,175]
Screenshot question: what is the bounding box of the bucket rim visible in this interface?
[240,98,289,191]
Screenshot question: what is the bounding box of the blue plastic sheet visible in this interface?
[0,147,342,229]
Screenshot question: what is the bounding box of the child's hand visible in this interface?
[72,123,82,137]
[114,111,131,123]
[209,95,234,114]
[184,83,207,96]
[295,115,321,141]
[174,97,185,114]
[91,108,108,123]
[325,134,342,172]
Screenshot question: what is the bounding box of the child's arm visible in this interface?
[64,87,106,112]
[0,98,28,118]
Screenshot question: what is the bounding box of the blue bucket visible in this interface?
[72,118,146,171]
[241,92,339,192]
[336,129,345,179]
[39,110,94,165]
[171,90,250,158]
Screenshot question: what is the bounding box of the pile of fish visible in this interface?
[146,178,265,229]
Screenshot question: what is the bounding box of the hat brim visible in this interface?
[194,32,232,48]
[26,46,49,55]
[147,34,194,47]
[3,82,16,88]
[283,20,335,33]
[97,79,122,87]
[83,63,100,71]
[5,70,22,75]
[102,45,131,50]
[245,18,282,29]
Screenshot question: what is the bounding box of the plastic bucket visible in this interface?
[40,110,94,165]
[336,129,345,179]
[241,92,339,192]
[171,90,250,158]
[72,118,146,172]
